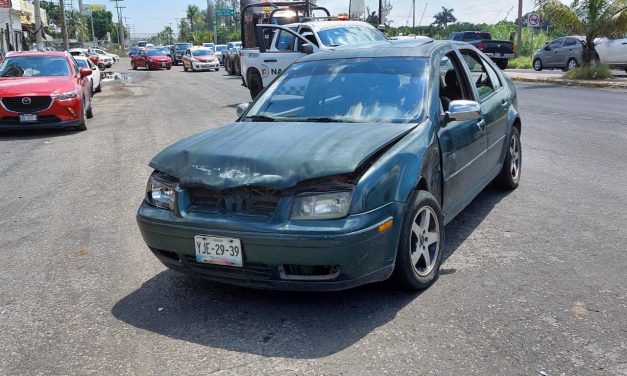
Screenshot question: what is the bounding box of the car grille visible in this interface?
[183,256,272,280]
[1,96,52,113]
[186,187,282,218]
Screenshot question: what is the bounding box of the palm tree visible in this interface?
[537,0,627,64]
[432,7,457,28]
[187,5,201,33]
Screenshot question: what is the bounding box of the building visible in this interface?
[0,0,49,55]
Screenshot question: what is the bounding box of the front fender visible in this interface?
[350,120,442,214]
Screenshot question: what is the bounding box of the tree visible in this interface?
[432,7,457,28]
[187,5,201,32]
[179,19,191,42]
[536,0,627,64]
[90,10,116,41]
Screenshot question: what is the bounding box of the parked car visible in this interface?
[182,47,219,72]
[172,42,193,66]
[131,48,172,70]
[69,48,108,70]
[136,39,522,291]
[595,36,627,72]
[226,41,242,50]
[448,31,515,70]
[0,51,94,131]
[88,47,120,63]
[74,55,102,94]
[202,42,215,50]
[533,36,584,71]
[225,47,241,76]
[214,44,228,65]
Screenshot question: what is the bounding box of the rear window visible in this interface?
[464,32,491,41]
[0,56,72,77]
[76,59,89,68]
[317,26,388,47]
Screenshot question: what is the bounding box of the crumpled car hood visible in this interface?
[149,122,416,190]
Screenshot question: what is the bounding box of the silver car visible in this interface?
[533,36,584,71]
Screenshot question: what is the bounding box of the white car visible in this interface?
[74,56,102,94]
[70,48,113,68]
[89,48,120,63]
[595,36,627,72]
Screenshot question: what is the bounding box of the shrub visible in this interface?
[564,64,613,80]
[508,56,533,69]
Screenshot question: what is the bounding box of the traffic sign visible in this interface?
[216,8,235,17]
[528,12,541,28]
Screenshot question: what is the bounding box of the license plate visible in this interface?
[19,114,38,123]
[161,62,166,67]
[194,235,243,267]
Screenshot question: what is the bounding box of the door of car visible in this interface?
[545,38,565,67]
[460,50,510,178]
[604,36,627,64]
[256,25,316,87]
[137,51,147,66]
[437,52,488,219]
[561,37,583,64]
[183,49,191,67]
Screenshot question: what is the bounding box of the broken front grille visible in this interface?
[186,187,281,218]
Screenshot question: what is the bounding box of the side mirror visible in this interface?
[299,43,314,54]
[236,102,251,118]
[445,100,481,122]
[79,68,93,77]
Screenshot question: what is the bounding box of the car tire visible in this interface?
[184,63,188,72]
[248,70,263,100]
[533,58,543,71]
[145,63,150,70]
[496,59,508,70]
[564,58,578,71]
[227,60,234,75]
[95,83,102,93]
[86,95,94,119]
[131,61,137,70]
[393,190,445,291]
[493,127,522,190]
[77,98,88,131]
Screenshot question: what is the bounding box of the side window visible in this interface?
[439,52,471,111]
[564,38,577,47]
[548,38,563,49]
[70,57,80,74]
[276,30,296,51]
[299,28,319,47]
[460,50,497,102]
[481,57,502,90]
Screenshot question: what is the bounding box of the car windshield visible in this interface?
[0,56,71,77]
[246,57,427,124]
[147,50,165,56]
[175,44,191,51]
[317,26,388,47]
[216,46,227,52]
[193,49,213,56]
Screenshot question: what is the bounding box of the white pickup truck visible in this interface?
[595,36,627,73]
[241,21,388,99]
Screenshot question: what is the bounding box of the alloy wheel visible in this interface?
[568,59,578,70]
[410,206,441,277]
[534,59,542,71]
[510,134,521,181]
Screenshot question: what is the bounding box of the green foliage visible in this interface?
[190,31,214,45]
[90,10,117,41]
[432,7,457,28]
[564,63,613,79]
[508,56,534,69]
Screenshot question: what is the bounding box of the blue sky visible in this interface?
[95,0,542,35]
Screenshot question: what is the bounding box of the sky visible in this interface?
[99,0,544,36]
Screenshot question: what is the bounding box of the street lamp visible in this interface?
[84,9,97,47]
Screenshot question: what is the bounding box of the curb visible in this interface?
[508,75,627,89]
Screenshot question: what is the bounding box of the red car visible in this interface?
[0,51,94,131]
[131,49,172,70]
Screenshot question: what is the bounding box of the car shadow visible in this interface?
[112,273,419,358]
[442,185,512,263]
[112,186,510,358]
[0,128,79,140]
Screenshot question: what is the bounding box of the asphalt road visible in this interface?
[1,59,626,375]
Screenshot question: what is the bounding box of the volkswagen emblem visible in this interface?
[21,97,32,105]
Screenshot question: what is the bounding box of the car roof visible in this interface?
[285,20,374,31]
[298,38,471,62]
[6,51,69,58]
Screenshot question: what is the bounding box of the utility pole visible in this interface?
[59,0,69,50]
[378,0,383,25]
[110,0,125,50]
[77,0,83,12]
[412,0,416,33]
[89,11,96,47]
[516,0,523,57]
[33,0,44,50]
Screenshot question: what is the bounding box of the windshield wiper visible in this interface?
[293,117,353,123]
[245,115,277,122]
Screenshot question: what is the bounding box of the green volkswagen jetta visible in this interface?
[136,38,522,291]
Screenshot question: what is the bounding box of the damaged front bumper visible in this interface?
[136,201,404,291]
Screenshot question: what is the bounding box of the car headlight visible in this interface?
[146,172,178,210]
[290,191,352,220]
[53,91,78,100]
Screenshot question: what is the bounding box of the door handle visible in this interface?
[501,100,509,109]
[264,59,278,63]
[477,119,486,131]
